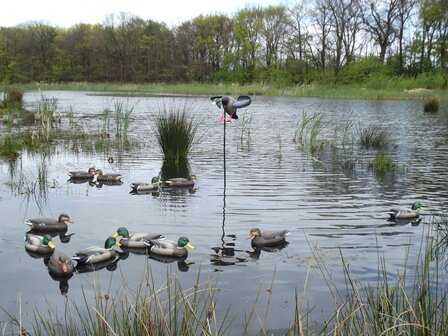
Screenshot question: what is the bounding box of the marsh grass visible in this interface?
[35,95,58,142]
[237,112,253,148]
[311,232,448,336]
[424,97,440,113]
[359,123,390,148]
[150,101,202,162]
[1,87,24,111]
[113,100,134,137]
[293,111,324,153]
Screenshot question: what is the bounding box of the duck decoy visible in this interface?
[387,201,423,220]
[47,251,75,277]
[93,169,123,183]
[25,213,74,232]
[73,236,121,265]
[68,167,96,180]
[145,236,194,258]
[211,95,252,122]
[246,228,290,247]
[130,176,161,193]
[163,175,197,188]
[24,233,55,254]
[113,227,165,248]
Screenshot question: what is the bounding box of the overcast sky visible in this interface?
[1,0,287,28]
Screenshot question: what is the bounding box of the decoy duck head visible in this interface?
[246,228,261,240]
[59,214,73,223]
[105,236,121,249]
[113,227,129,239]
[43,234,56,249]
[178,236,195,249]
[412,202,423,211]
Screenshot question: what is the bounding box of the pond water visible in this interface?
[1,90,448,334]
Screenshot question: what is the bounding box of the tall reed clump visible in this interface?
[358,123,390,148]
[35,95,58,142]
[151,101,201,162]
[114,100,134,137]
[1,87,24,110]
[424,97,440,113]
[293,111,324,153]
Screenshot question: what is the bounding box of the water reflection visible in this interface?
[246,243,290,261]
[75,251,129,274]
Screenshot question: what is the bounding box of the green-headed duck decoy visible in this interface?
[163,175,197,188]
[93,169,123,183]
[113,227,165,248]
[211,95,251,122]
[24,233,55,254]
[246,228,290,247]
[47,251,75,277]
[68,167,96,179]
[130,176,161,192]
[145,236,194,258]
[387,201,423,220]
[73,236,121,265]
[26,213,74,232]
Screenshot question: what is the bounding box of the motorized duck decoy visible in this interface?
[163,175,197,188]
[47,251,75,277]
[24,233,56,254]
[130,176,161,193]
[25,213,74,232]
[246,228,290,247]
[113,227,165,248]
[387,201,423,220]
[145,236,194,258]
[73,236,121,265]
[93,169,123,183]
[68,167,96,180]
[211,95,252,121]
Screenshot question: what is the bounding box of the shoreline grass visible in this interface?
[3,82,448,101]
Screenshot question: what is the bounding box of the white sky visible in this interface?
[1,0,287,28]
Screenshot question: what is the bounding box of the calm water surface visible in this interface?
[1,91,448,334]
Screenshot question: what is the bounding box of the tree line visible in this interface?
[0,0,446,86]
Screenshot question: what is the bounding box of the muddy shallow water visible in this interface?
[1,91,448,334]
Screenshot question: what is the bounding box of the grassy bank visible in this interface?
[4,81,448,101]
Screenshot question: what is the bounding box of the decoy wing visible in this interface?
[233,96,252,108]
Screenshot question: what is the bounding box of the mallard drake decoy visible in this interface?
[68,167,96,179]
[163,175,197,188]
[113,227,165,248]
[130,176,161,192]
[145,236,194,258]
[25,213,74,232]
[387,201,423,220]
[211,95,252,121]
[24,233,55,254]
[73,236,121,265]
[93,169,123,183]
[47,251,75,277]
[246,228,290,247]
